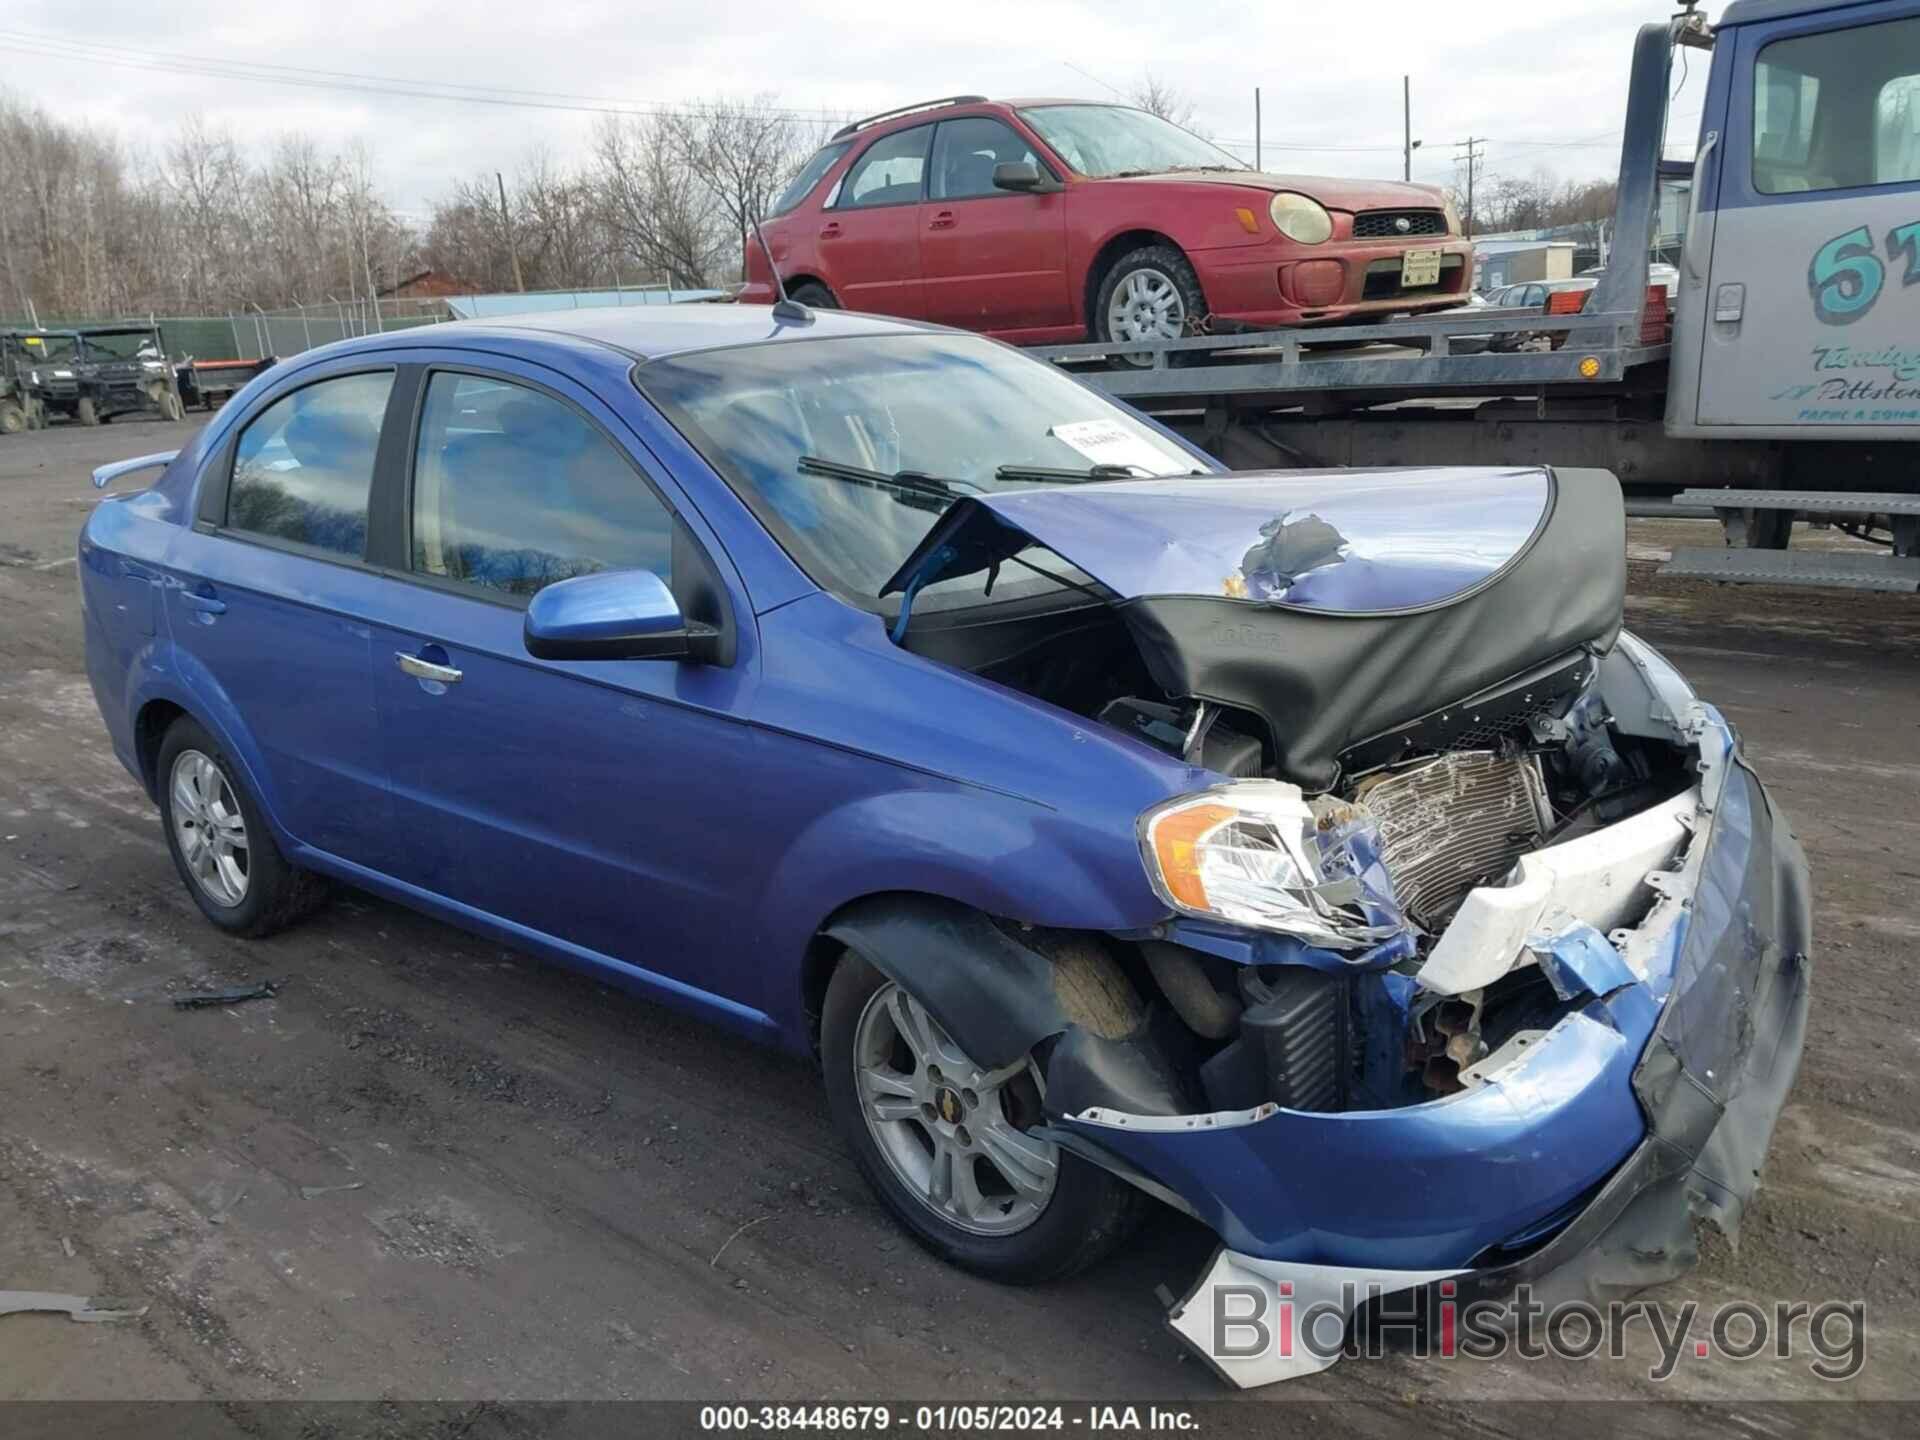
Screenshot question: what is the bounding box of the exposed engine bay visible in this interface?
[870,468,1701,1114]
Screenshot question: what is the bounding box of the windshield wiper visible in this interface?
[993,462,1141,484]
[797,455,979,512]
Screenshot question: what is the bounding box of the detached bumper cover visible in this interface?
[1067,704,1810,1386]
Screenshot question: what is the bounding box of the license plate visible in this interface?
[1401,248,1442,288]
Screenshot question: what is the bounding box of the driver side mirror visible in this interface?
[523,568,720,663]
[992,161,1058,194]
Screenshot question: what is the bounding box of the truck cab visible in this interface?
[1669,0,1920,440]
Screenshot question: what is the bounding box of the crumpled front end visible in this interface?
[1097,639,1810,1387]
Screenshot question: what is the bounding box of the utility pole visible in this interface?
[1402,77,1421,182]
[1454,136,1484,238]
[1254,88,1262,171]
[497,171,527,293]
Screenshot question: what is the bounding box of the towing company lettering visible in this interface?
[1808,222,1920,326]
[1768,344,1920,422]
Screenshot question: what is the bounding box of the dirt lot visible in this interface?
[3,417,1919,1425]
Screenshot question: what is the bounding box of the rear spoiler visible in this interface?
[91,451,178,490]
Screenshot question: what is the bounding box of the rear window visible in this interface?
[770,141,850,216]
[227,372,393,558]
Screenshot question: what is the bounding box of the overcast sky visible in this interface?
[3,1,1705,219]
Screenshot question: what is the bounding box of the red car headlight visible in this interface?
[1269,192,1333,245]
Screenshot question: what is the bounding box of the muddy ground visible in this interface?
[3,417,1918,1428]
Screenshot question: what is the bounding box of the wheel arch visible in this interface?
[1082,228,1186,330]
[802,891,1189,1121]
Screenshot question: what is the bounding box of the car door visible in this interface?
[819,123,932,317]
[162,365,402,866]
[918,116,1070,335]
[365,358,762,999]
[1691,2,1920,429]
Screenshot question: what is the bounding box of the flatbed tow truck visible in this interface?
[1030,0,1920,593]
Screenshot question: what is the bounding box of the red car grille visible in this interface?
[1352,208,1448,239]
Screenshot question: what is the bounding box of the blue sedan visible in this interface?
[79,304,1808,1386]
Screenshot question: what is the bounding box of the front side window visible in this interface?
[1753,15,1920,193]
[837,125,931,208]
[227,370,393,558]
[930,117,1041,200]
[771,141,851,215]
[636,333,1201,613]
[410,372,673,598]
[1016,104,1245,179]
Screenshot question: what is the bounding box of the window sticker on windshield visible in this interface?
[1048,419,1185,476]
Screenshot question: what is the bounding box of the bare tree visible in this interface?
[592,114,730,289]
[1128,71,1202,132]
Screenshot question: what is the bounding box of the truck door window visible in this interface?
[1752,15,1920,193]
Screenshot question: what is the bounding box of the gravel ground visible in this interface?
[2,417,1917,1428]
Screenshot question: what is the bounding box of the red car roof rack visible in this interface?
[832,96,989,140]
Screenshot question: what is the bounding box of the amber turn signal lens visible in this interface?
[1234,207,1259,235]
[1148,802,1237,910]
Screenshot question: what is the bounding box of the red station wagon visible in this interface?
[741,96,1475,352]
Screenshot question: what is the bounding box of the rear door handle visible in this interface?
[395,651,462,685]
[928,210,956,230]
[819,222,842,239]
[179,589,226,616]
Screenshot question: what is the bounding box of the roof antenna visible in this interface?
[751,215,814,326]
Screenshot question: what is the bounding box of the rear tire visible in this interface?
[76,396,99,426]
[0,401,23,435]
[156,716,328,938]
[820,950,1140,1284]
[790,281,839,309]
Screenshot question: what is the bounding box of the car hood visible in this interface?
[885,466,1626,789]
[1090,171,1447,212]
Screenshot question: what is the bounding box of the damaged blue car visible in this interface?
[78,305,1809,1387]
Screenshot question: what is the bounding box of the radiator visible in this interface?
[1353,751,1552,929]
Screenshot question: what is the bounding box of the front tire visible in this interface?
[156,716,327,937]
[1093,244,1208,368]
[76,396,99,426]
[821,951,1139,1284]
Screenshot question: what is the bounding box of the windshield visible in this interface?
[1017,104,1246,178]
[79,331,161,361]
[636,333,1205,614]
[771,141,851,216]
[20,334,79,363]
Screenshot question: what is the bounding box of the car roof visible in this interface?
[320,303,942,364]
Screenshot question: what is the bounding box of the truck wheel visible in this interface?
[1094,244,1209,368]
[0,401,23,435]
[157,387,184,422]
[820,950,1141,1284]
[76,396,99,427]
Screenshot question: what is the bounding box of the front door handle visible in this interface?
[179,589,226,616]
[395,651,462,685]
[819,222,842,239]
[928,210,956,230]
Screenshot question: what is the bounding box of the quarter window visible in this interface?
[837,125,931,208]
[930,117,1041,200]
[410,373,673,598]
[1752,15,1920,193]
[227,371,392,558]
[771,141,851,215]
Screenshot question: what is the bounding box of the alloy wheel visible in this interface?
[852,981,1059,1236]
[1106,267,1188,343]
[169,749,250,907]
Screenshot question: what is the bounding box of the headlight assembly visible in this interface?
[1269,192,1333,245]
[1138,781,1406,951]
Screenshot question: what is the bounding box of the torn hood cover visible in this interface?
[885,466,1626,790]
